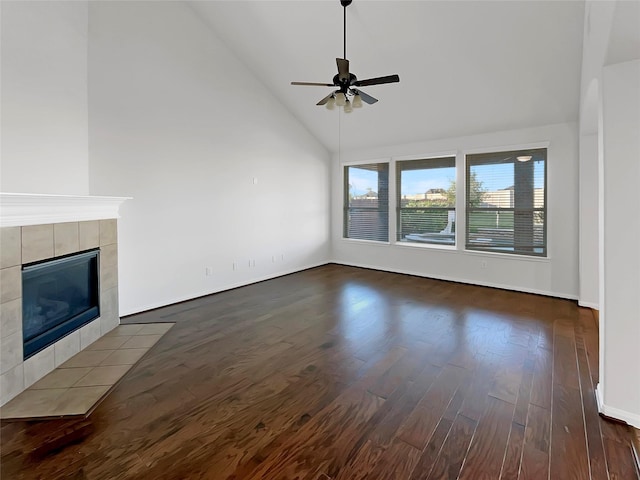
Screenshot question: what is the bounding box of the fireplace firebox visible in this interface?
[22,249,100,359]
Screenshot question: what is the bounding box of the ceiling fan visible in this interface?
[291,0,400,112]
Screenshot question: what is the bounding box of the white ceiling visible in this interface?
[605,0,640,66]
[191,1,585,153]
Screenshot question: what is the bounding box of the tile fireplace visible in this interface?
[0,193,129,406]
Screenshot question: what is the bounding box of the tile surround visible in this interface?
[0,266,21,304]
[99,219,117,246]
[21,224,54,264]
[1,364,24,403]
[23,344,55,388]
[0,298,22,338]
[79,220,100,250]
[54,222,80,256]
[80,320,102,350]
[54,330,81,367]
[0,227,21,268]
[0,219,120,406]
[0,331,23,375]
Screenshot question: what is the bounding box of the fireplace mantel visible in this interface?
[0,193,131,227]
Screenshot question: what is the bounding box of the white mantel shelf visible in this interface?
[0,193,132,227]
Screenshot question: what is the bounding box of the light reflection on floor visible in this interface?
[331,277,553,370]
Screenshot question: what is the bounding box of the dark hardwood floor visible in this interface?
[2,264,638,479]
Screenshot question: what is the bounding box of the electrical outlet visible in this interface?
[480,260,487,268]
[205,266,213,276]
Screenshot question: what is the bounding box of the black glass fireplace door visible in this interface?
[22,249,100,359]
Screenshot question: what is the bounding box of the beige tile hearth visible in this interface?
[85,334,131,351]
[120,334,163,349]
[74,365,132,387]
[61,349,113,368]
[100,348,148,366]
[0,323,174,420]
[30,367,93,389]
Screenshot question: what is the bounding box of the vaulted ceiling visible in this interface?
[192,1,585,153]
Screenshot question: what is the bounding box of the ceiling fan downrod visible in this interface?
[341,0,352,60]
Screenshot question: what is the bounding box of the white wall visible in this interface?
[577,1,617,310]
[579,0,640,428]
[599,59,640,428]
[0,1,89,195]
[87,2,331,316]
[331,122,579,299]
[578,132,599,308]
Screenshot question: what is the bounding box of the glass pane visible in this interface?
[22,250,100,359]
[397,161,455,245]
[469,163,512,208]
[346,208,389,242]
[398,209,455,245]
[345,163,389,242]
[466,149,546,257]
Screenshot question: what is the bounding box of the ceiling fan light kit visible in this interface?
[291,0,400,112]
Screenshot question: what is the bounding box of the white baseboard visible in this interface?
[596,383,640,428]
[331,260,579,301]
[578,300,599,309]
[120,261,330,317]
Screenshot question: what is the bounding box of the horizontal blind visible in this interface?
[344,163,389,242]
[396,157,456,246]
[465,148,547,256]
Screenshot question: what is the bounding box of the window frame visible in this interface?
[395,155,457,247]
[342,160,391,244]
[464,146,548,258]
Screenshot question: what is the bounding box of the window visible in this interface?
[396,157,456,246]
[344,163,389,242]
[465,148,547,256]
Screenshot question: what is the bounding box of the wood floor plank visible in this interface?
[513,370,534,427]
[369,364,443,447]
[369,437,422,480]
[368,342,434,399]
[425,414,477,480]
[1,265,636,480]
[396,364,467,450]
[408,418,454,480]
[458,396,515,480]
[549,384,590,480]
[332,439,386,480]
[488,343,527,404]
[575,328,610,479]
[458,352,503,422]
[603,437,638,480]
[500,421,525,480]
[529,347,553,410]
[553,334,580,390]
[245,387,385,480]
[518,403,550,480]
